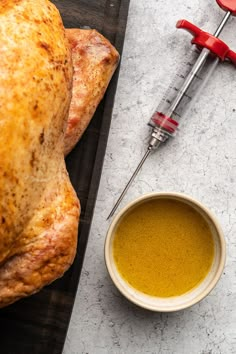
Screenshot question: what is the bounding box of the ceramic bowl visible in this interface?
[105,192,226,312]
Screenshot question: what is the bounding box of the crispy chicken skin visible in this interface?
[64,29,119,155]
[0,0,80,308]
[0,0,119,308]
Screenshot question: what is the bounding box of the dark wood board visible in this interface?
[0,1,130,353]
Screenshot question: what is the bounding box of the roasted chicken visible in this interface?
[0,0,119,307]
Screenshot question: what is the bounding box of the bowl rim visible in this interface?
[104,191,226,312]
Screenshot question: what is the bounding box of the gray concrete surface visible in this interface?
[64,0,236,353]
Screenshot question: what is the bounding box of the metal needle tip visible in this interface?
[107,147,153,220]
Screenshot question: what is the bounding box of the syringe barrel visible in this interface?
[148,47,219,137]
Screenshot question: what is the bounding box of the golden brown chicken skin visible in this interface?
[0,0,119,308]
[64,29,119,155]
[0,0,80,308]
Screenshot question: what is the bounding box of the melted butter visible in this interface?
[113,199,215,297]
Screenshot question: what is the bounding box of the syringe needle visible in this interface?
[107,147,153,220]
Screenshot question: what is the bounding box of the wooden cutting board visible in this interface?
[0,1,130,353]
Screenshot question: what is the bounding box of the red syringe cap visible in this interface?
[176,19,236,65]
[217,0,236,15]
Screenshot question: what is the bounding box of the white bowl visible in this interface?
[105,192,226,312]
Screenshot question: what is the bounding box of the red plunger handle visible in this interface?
[217,0,236,15]
[227,49,236,63]
[176,19,236,66]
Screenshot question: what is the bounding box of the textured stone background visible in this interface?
[64,0,236,353]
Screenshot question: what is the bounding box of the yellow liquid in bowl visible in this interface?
[113,199,215,297]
